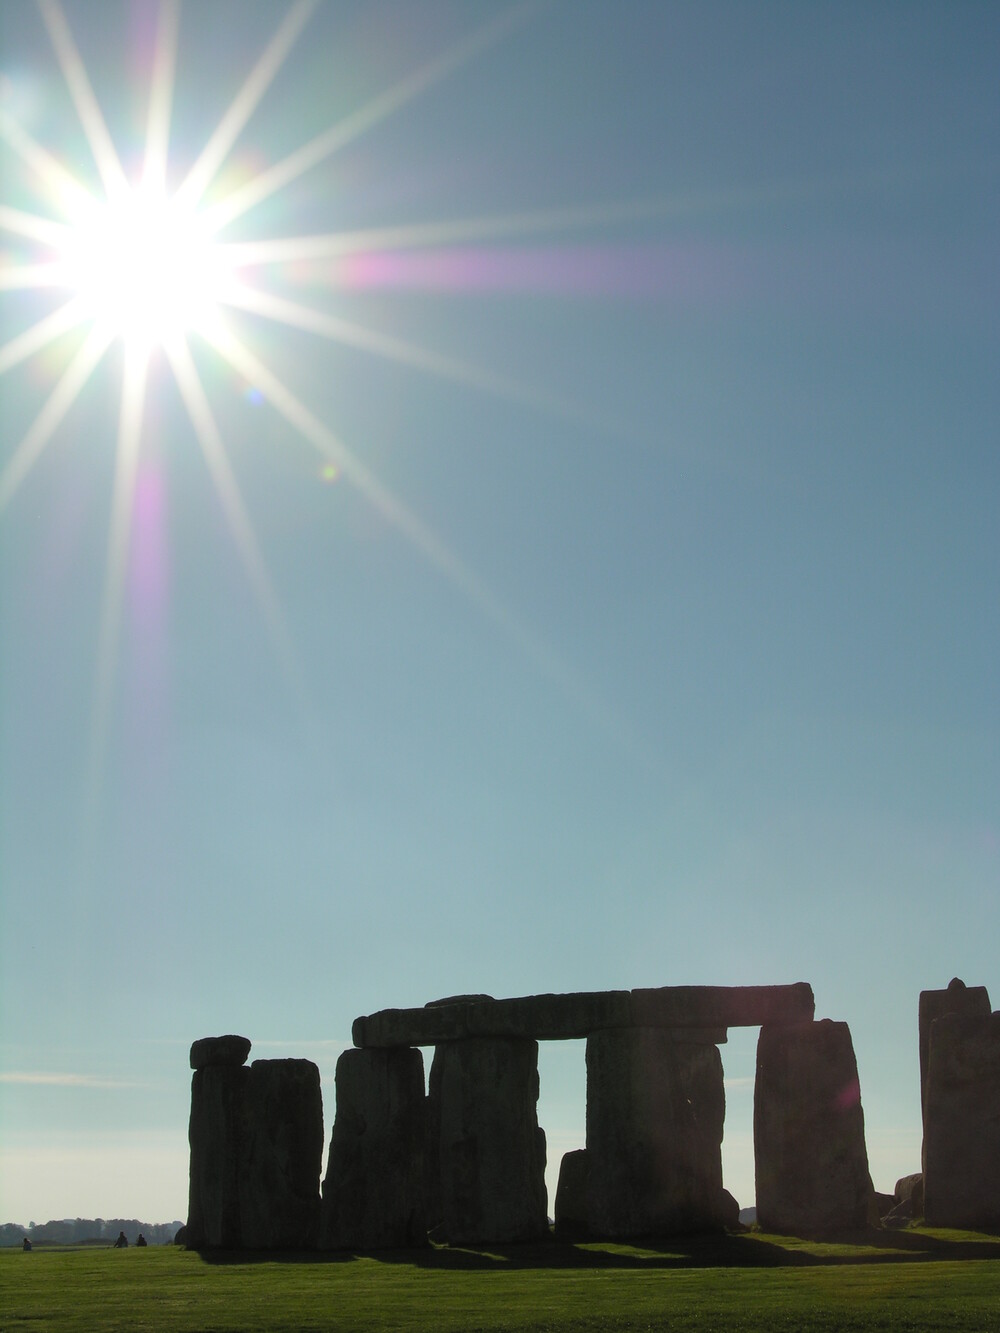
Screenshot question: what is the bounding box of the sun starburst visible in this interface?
[1,0,661,834]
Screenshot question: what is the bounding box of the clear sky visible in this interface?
[0,0,997,1227]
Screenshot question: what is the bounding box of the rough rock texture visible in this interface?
[321,1047,427,1250]
[554,1149,589,1238]
[430,1037,547,1245]
[918,979,991,1128]
[586,1028,728,1238]
[239,1059,323,1250]
[190,1034,252,1070]
[895,1173,923,1212]
[186,1064,248,1248]
[354,985,813,1048]
[754,1020,872,1235]
[923,1010,1000,1229]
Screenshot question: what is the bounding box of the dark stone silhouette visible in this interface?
[190,1035,252,1070]
[187,1062,248,1248]
[923,1009,1000,1229]
[353,984,813,1048]
[586,1028,728,1237]
[321,1048,427,1250]
[186,1037,322,1250]
[754,1020,873,1235]
[554,1149,589,1237]
[918,979,990,1133]
[240,1059,323,1249]
[430,1037,547,1245]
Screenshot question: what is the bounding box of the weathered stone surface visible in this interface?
[894,1172,923,1211]
[754,1020,872,1235]
[354,984,811,1048]
[873,1190,896,1219]
[321,1047,427,1250]
[718,1189,741,1230]
[586,1028,729,1237]
[431,1037,547,1245]
[187,1064,248,1248]
[629,984,814,1031]
[918,979,991,1128]
[554,1149,589,1238]
[190,1034,251,1070]
[239,1059,323,1250]
[923,1011,1000,1229]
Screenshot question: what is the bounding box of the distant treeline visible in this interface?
[0,1218,184,1246]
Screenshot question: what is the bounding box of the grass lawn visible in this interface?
[3,1228,999,1331]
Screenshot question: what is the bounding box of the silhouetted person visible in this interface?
[22,1237,31,1251]
[113,1230,128,1248]
[135,1233,147,1247]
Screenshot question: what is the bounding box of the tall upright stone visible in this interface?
[923,1010,1000,1229]
[431,1037,547,1245]
[754,1020,872,1235]
[239,1059,324,1250]
[554,1149,590,1237]
[186,1035,251,1249]
[586,1028,727,1237]
[918,979,991,1130]
[321,1047,427,1249]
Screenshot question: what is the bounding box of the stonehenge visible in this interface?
[185,975,999,1250]
[922,983,999,1229]
[753,1020,873,1235]
[187,1040,323,1251]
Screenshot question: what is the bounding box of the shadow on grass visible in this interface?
[196,1227,1000,1271]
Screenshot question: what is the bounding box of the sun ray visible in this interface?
[0,297,90,376]
[142,0,180,194]
[0,261,73,292]
[220,281,621,440]
[0,107,96,217]
[173,0,317,213]
[163,332,300,689]
[197,312,646,757]
[0,203,75,249]
[0,322,114,510]
[85,344,150,831]
[214,200,685,268]
[37,0,129,203]
[202,1,540,235]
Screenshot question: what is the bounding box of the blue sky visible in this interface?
[1,0,997,1225]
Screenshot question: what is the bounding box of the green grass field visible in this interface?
[3,1229,999,1332]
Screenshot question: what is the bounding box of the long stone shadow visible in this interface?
[195,1228,1000,1269]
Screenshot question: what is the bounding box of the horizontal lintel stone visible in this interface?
[352,984,813,1049]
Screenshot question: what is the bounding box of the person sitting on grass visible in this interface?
[135,1234,147,1247]
[22,1237,31,1251]
[113,1231,128,1248]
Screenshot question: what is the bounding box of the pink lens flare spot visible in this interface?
[836,1078,861,1111]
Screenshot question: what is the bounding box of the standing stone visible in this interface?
[432,1037,547,1245]
[586,1028,728,1238]
[239,1059,323,1249]
[554,1149,589,1238]
[190,1035,252,1070]
[754,1020,872,1235]
[923,1010,1000,1229]
[187,1063,249,1248]
[321,1047,427,1249]
[918,979,991,1131]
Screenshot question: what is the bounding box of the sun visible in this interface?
[59,183,228,352]
[1,0,639,822]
